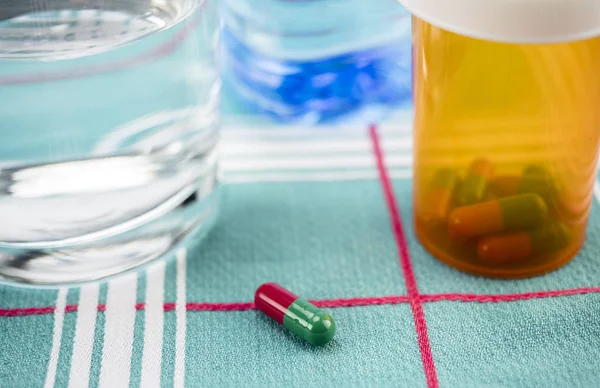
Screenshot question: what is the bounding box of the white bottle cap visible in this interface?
[398,0,600,43]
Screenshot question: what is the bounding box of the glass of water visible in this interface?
[0,0,220,286]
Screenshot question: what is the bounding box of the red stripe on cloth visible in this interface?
[369,124,439,388]
[185,302,255,312]
[65,304,79,313]
[1,287,600,317]
[163,302,176,312]
[0,304,78,317]
[422,287,600,303]
[0,306,57,317]
[313,295,411,308]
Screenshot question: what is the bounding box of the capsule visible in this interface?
[456,159,494,205]
[491,175,521,198]
[254,282,335,346]
[517,165,558,205]
[419,168,460,226]
[448,193,548,239]
[477,223,571,264]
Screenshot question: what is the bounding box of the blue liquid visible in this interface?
[221,5,413,123]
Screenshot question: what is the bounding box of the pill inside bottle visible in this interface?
[401,0,600,278]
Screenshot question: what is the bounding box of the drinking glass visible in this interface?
[0,0,220,286]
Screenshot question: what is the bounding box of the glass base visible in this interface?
[0,186,219,288]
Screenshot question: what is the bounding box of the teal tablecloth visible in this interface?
[2,26,600,388]
[2,105,600,387]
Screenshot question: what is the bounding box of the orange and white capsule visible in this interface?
[456,159,494,206]
[448,193,548,239]
[491,175,521,198]
[419,169,459,226]
[477,223,571,264]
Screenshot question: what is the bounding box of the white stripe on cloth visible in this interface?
[44,288,68,388]
[140,261,166,388]
[98,273,138,388]
[221,155,413,172]
[174,249,187,388]
[68,284,100,388]
[220,122,412,139]
[223,169,412,184]
[221,138,412,156]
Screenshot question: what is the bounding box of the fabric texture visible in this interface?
[2,109,600,387]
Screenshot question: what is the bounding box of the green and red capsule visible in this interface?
[254,282,336,346]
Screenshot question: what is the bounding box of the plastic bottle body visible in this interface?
[220,0,413,124]
[412,16,600,278]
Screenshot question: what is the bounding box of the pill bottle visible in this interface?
[400,0,600,278]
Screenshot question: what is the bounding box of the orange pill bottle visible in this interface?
[400,0,600,278]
